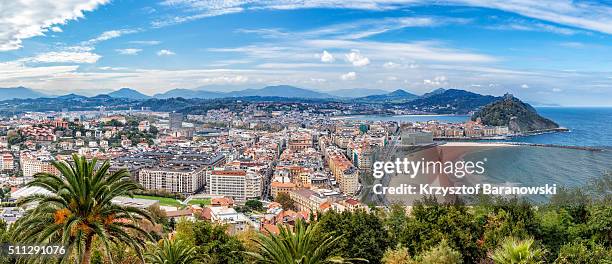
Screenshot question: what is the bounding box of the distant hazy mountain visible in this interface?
[227,85,333,98]
[328,88,388,98]
[357,89,419,103]
[107,88,151,100]
[472,94,559,133]
[0,86,46,100]
[407,89,499,114]
[56,93,89,101]
[155,88,224,99]
[421,88,446,98]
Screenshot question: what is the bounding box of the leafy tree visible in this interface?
[175,220,246,263]
[245,219,361,263]
[384,204,408,246]
[245,199,264,212]
[554,241,612,264]
[382,246,413,264]
[479,198,540,253]
[13,154,154,264]
[318,209,389,264]
[274,192,296,211]
[417,239,462,264]
[584,205,612,246]
[490,237,545,264]
[146,238,201,264]
[399,198,482,263]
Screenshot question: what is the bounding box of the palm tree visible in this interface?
[245,219,366,264]
[146,238,200,264]
[13,154,154,264]
[491,237,545,264]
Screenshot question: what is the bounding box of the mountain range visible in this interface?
[1,85,419,101]
[0,85,506,114]
[0,86,47,100]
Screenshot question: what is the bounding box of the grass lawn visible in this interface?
[187,198,211,206]
[133,195,182,207]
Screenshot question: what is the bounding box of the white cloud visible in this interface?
[320,50,335,62]
[345,49,370,67]
[26,51,101,64]
[116,48,142,55]
[340,71,357,80]
[559,42,586,48]
[552,88,563,92]
[158,0,612,35]
[386,76,398,81]
[521,84,529,89]
[50,26,63,33]
[129,40,161,45]
[383,61,400,69]
[487,20,580,35]
[157,49,176,56]
[83,29,138,46]
[0,0,109,51]
[423,76,448,86]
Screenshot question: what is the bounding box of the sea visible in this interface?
[348,107,612,201]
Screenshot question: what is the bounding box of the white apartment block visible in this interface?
[206,170,262,202]
[20,154,59,177]
[138,166,206,194]
[1,153,14,171]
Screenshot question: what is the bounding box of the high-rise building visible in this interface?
[169,112,184,130]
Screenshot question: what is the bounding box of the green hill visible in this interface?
[472,94,559,133]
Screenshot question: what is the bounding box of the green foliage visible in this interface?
[245,199,264,212]
[479,198,540,253]
[245,219,361,264]
[382,246,413,264]
[146,238,200,264]
[490,237,545,264]
[471,95,558,132]
[554,241,612,264]
[12,154,154,264]
[274,192,296,211]
[399,198,482,263]
[318,209,389,264]
[175,220,246,263]
[417,239,462,264]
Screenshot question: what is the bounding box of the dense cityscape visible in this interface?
[1,0,611,263]
[0,102,609,263]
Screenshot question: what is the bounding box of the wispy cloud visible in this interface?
[23,51,101,64]
[237,16,469,40]
[116,48,142,55]
[83,29,139,46]
[157,0,612,35]
[157,49,176,56]
[129,40,161,45]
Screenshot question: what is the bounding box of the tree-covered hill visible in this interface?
[472,94,559,133]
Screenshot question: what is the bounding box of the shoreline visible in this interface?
[330,113,469,120]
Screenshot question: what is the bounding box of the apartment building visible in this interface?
[138,166,206,194]
[0,152,14,171]
[206,170,262,202]
[20,153,59,177]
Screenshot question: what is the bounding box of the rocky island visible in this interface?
[471,94,563,134]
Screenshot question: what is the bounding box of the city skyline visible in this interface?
[1,1,612,106]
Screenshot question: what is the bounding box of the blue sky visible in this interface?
[0,0,611,106]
